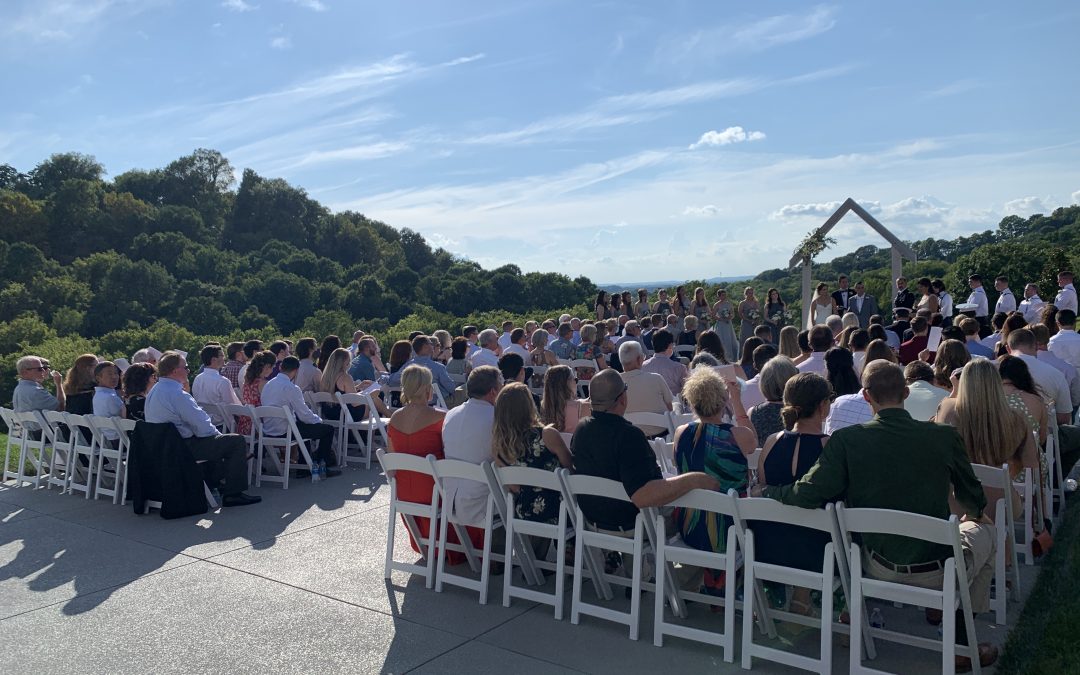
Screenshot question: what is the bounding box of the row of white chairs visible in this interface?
[377,451,1011,674]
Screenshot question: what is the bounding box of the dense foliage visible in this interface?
[2,149,1079,407]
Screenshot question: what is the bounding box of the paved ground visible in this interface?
[1,465,1039,674]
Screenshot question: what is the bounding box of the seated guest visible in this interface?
[932,340,971,392]
[619,341,673,436]
[63,353,99,415]
[797,325,833,375]
[618,320,645,349]
[825,356,887,434]
[1049,309,1080,368]
[221,342,246,389]
[469,329,501,369]
[432,330,453,363]
[825,315,844,340]
[442,366,504,530]
[131,346,162,367]
[492,382,572,525]
[268,340,290,376]
[753,324,773,346]
[261,356,341,477]
[690,353,719,370]
[1005,329,1076,457]
[903,361,949,421]
[793,329,812,365]
[462,325,481,357]
[293,338,322,393]
[539,365,591,434]
[757,360,998,670]
[575,323,608,370]
[503,328,531,360]
[849,329,871,375]
[993,313,1029,358]
[348,337,380,382]
[899,316,930,365]
[748,355,798,447]
[753,372,833,616]
[825,347,860,398]
[498,321,515,350]
[672,366,756,596]
[997,355,1049,446]
[530,329,560,367]
[122,363,156,422]
[864,339,896,365]
[548,323,576,360]
[980,312,1008,351]
[572,368,719,542]
[498,352,527,385]
[959,318,994,358]
[192,344,241,426]
[739,337,764,379]
[144,352,260,507]
[696,330,730,364]
[886,307,911,344]
[387,340,413,376]
[236,339,264,385]
[1030,324,1080,410]
[778,325,800,359]
[445,337,471,377]
[392,335,457,401]
[13,355,66,412]
[317,335,342,371]
[238,351,277,435]
[740,344,779,410]
[318,347,372,421]
[92,361,126,437]
[677,315,699,347]
[641,329,688,397]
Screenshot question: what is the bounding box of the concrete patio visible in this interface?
[1,465,1035,674]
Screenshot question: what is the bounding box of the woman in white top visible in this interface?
[92,361,126,441]
[810,283,834,326]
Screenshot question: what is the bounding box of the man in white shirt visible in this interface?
[1048,309,1080,369]
[502,328,531,361]
[469,329,501,369]
[347,330,365,356]
[739,344,780,411]
[462,326,481,358]
[617,320,646,351]
[1032,324,1080,410]
[797,325,833,375]
[619,341,673,436]
[641,329,688,397]
[825,388,873,434]
[1019,283,1046,324]
[967,274,989,333]
[1056,271,1078,313]
[293,338,322,393]
[191,344,241,426]
[902,361,949,421]
[497,321,515,350]
[442,366,503,527]
[993,276,1016,315]
[260,356,340,476]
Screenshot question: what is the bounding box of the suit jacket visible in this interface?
[832,289,853,314]
[847,294,879,328]
[128,421,209,519]
[893,288,916,310]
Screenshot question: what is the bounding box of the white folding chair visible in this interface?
[651,488,742,660]
[87,415,125,502]
[648,438,676,477]
[429,457,503,604]
[306,392,345,465]
[734,499,865,673]
[253,406,317,489]
[971,463,1021,625]
[43,410,74,492]
[1012,467,1036,566]
[674,345,696,361]
[838,504,984,675]
[625,412,675,438]
[64,414,98,498]
[2,407,28,485]
[112,418,136,505]
[338,392,389,469]
[11,411,53,489]
[1044,423,1065,521]
[490,464,566,617]
[376,449,441,588]
[527,365,548,398]
[670,411,695,429]
[222,403,258,483]
[383,385,404,412]
[201,402,228,432]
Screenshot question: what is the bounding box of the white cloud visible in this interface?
[2,0,165,42]
[1072,189,1080,205]
[923,79,982,99]
[1003,196,1052,216]
[772,200,844,218]
[287,141,410,168]
[222,0,257,12]
[270,35,291,49]
[286,0,327,11]
[682,205,721,217]
[689,126,766,150]
[656,5,837,64]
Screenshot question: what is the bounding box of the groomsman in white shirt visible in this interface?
[1056,271,1078,313]
[993,276,1016,315]
[1049,310,1080,369]
[966,274,990,335]
[1019,283,1046,324]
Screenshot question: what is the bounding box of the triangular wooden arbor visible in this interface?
[788,197,917,328]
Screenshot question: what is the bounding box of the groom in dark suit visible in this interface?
[831,275,853,316]
[847,281,880,328]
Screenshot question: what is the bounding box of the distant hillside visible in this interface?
[599,275,752,294]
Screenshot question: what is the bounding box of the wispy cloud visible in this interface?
[270,35,291,49]
[689,127,766,150]
[681,205,721,217]
[222,0,258,12]
[1,0,164,42]
[923,79,982,99]
[285,0,327,11]
[285,141,411,169]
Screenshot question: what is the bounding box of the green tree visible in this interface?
[28,152,104,198]
[0,190,49,251]
[176,297,239,334]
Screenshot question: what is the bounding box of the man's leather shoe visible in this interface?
[925,608,943,625]
[323,467,342,478]
[955,643,999,672]
[222,493,262,507]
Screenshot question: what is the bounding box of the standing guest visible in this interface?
[763,288,786,344]
[610,293,624,320]
[967,275,990,332]
[493,382,572,526]
[672,367,756,597]
[810,283,835,327]
[13,355,66,413]
[236,339,264,385]
[642,329,689,397]
[778,325,800,359]
[595,291,612,321]
[502,328,531,361]
[634,288,652,319]
[1019,283,1046,324]
[238,351,277,436]
[958,318,994,358]
[469,329,501,369]
[220,342,246,389]
[825,348,861,398]
[122,362,156,421]
[903,361,948,421]
[1048,309,1080,368]
[690,287,711,332]
[548,323,576,360]
[144,352,260,507]
[933,279,954,327]
[446,337,471,377]
[620,291,634,318]
[619,341,673,436]
[696,330,730,365]
[932,340,972,392]
[899,316,931,365]
[530,329,560,367]
[1056,271,1078,313]
[739,337,764,380]
[748,355,799,446]
[292,338,322,393]
[192,345,241,426]
[994,276,1016,315]
[846,281,879,329]
[738,287,761,348]
[540,365,591,434]
[753,372,833,616]
[831,275,854,316]
[442,366,504,530]
[654,289,673,318]
[673,285,691,323]
[712,289,740,359]
[796,325,833,375]
[63,353,99,415]
[132,347,163,367]
[893,276,916,312]
[497,321,515,350]
[678,316,699,347]
[317,335,342,372]
[915,278,941,315]
[261,356,341,477]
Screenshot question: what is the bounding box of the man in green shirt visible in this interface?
[754,360,998,671]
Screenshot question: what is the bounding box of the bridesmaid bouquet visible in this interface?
[770,311,783,324]
[747,309,761,321]
[719,308,732,320]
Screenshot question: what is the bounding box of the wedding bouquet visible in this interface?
[719,308,732,320]
[748,309,761,321]
[770,312,783,324]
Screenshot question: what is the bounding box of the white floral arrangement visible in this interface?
[770,312,783,323]
[747,309,761,321]
[719,308,732,320]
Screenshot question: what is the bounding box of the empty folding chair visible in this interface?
[111,418,136,505]
[2,407,28,484]
[376,449,441,588]
[970,463,1021,625]
[838,504,986,675]
[338,392,389,469]
[253,406,317,489]
[429,457,504,605]
[43,410,73,492]
[64,414,98,498]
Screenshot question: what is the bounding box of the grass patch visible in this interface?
[996,495,1080,674]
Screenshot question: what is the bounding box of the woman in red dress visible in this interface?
[237,351,276,435]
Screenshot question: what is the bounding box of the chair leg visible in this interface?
[571,525,584,625]
[384,502,397,580]
[741,534,756,670]
[503,515,514,608]
[653,524,666,648]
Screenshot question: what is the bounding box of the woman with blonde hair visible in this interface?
[932,339,970,390]
[64,353,99,414]
[432,330,453,363]
[530,329,559,367]
[492,382,571,525]
[539,365,591,434]
[863,339,897,365]
[691,286,711,332]
[840,312,860,332]
[678,315,699,347]
[778,325,800,359]
[318,347,389,421]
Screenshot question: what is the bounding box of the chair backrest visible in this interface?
[13,410,50,442]
[254,405,292,420]
[664,487,739,516]
[0,406,15,433]
[429,457,490,483]
[112,417,136,434]
[734,496,837,534]
[570,359,597,370]
[497,464,565,493]
[836,504,961,552]
[376,448,436,476]
[562,472,633,501]
[338,391,383,424]
[84,414,116,444]
[448,372,468,386]
[65,414,95,449]
[649,438,676,475]
[223,403,255,431]
[625,411,674,435]
[970,462,1009,491]
[42,410,70,442]
[674,346,696,357]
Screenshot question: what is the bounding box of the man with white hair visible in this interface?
[825,315,843,339]
[619,340,672,436]
[13,355,66,412]
[132,346,162,365]
[559,313,571,325]
[617,320,645,350]
[469,329,501,369]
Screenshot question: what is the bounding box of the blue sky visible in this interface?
[2,1,1079,282]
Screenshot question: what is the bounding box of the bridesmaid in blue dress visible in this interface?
[712,288,740,363]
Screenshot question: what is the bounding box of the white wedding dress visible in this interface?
[812,301,832,326]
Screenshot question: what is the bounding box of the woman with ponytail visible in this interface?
[751,372,833,616]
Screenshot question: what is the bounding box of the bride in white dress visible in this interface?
[810,282,835,326]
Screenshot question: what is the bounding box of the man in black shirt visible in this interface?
[886,307,911,343]
[571,369,717,531]
[893,276,916,312]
